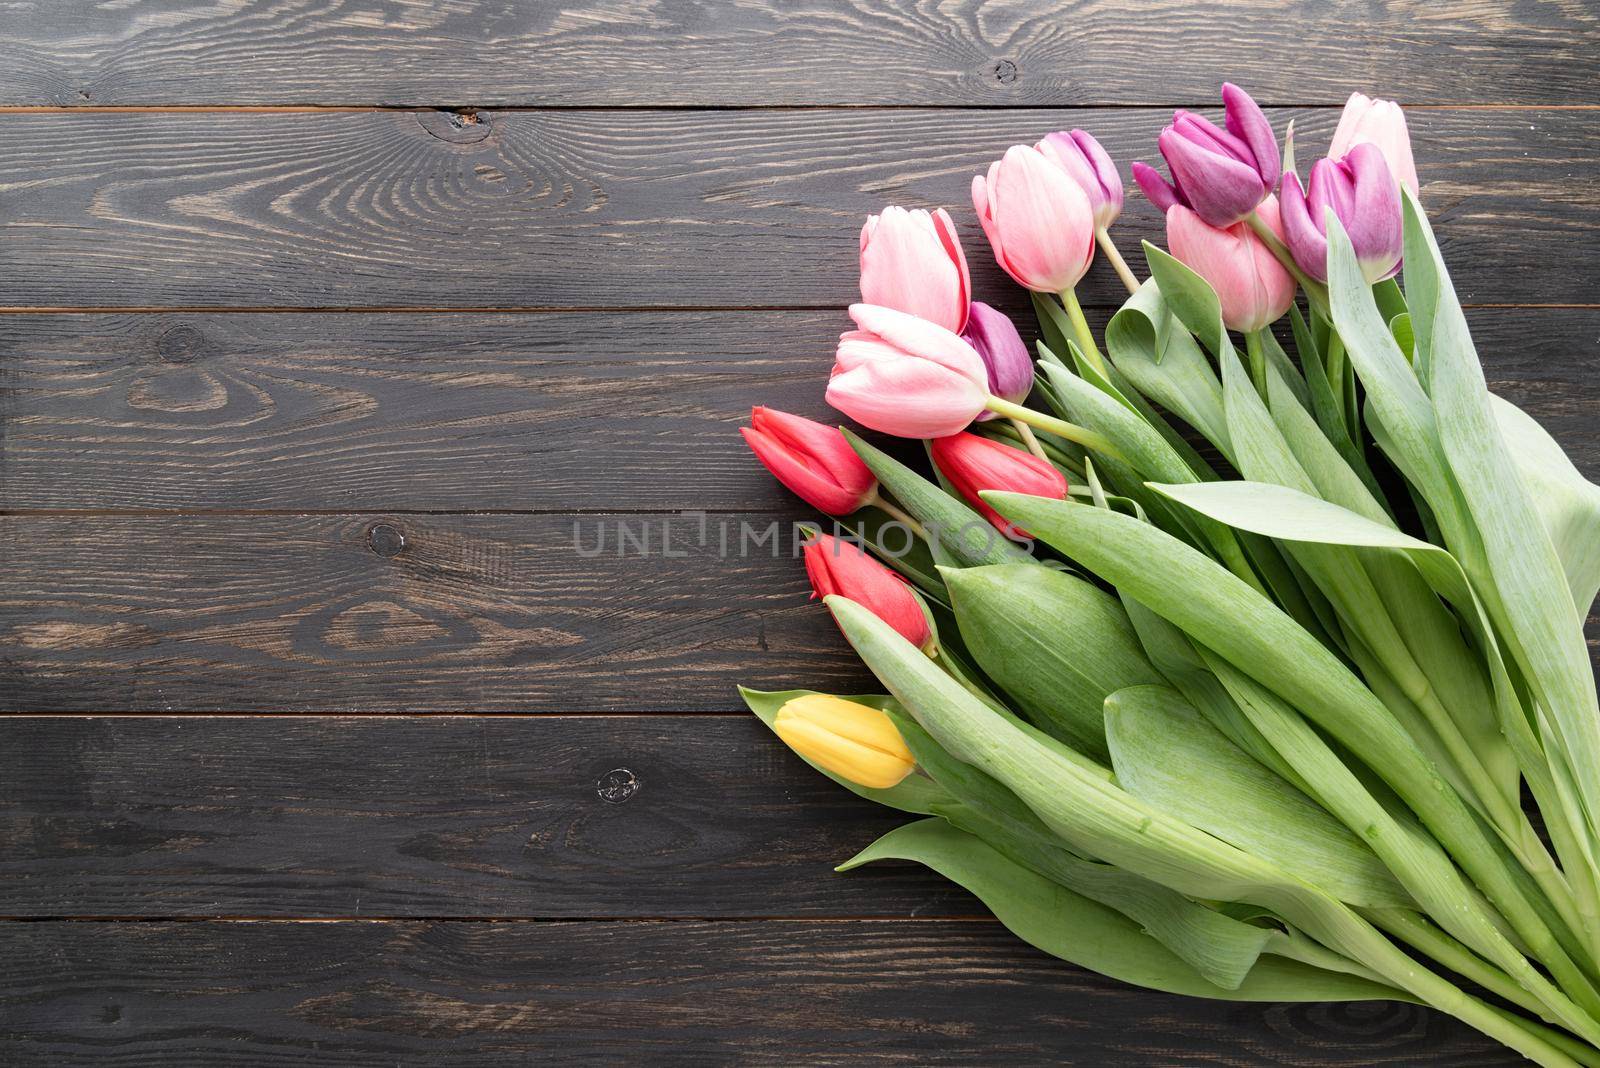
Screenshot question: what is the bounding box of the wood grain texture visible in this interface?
[0,714,973,918]
[1,0,1595,108]
[0,512,874,713]
[2,307,1594,513]
[0,919,1522,1067]
[1,107,1595,310]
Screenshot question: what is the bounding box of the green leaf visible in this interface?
[1104,684,1410,907]
[840,819,1400,1003]
[1106,280,1230,455]
[738,686,952,815]
[1491,394,1600,614]
[943,563,1163,762]
[833,507,944,601]
[843,429,1026,567]
[1399,193,1600,852]
[1143,241,1228,357]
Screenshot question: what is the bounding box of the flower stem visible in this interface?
[1095,228,1141,295]
[1247,210,1330,315]
[985,396,1126,465]
[1244,328,1268,398]
[1009,418,1049,462]
[1058,287,1108,376]
[865,490,926,539]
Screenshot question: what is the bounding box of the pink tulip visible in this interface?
[1166,196,1296,334]
[826,304,990,439]
[1280,143,1402,284]
[858,206,972,334]
[741,407,877,517]
[1038,129,1124,230]
[804,533,933,651]
[971,144,1096,293]
[930,432,1068,538]
[1329,92,1420,197]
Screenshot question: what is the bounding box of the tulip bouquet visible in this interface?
[738,86,1600,1065]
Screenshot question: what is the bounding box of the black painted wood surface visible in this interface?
[1,2,1592,1064]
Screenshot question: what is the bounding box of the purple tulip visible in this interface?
[1279,142,1402,284]
[1038,130,1124,230]
[1133,83,1280,228]
[961,301,1033,415]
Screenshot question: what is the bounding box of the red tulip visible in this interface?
[741,407,877,516]
[804,533,933,652]
[859,206,972,334]
[930,432,1068,538]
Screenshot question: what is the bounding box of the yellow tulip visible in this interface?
[773,694,915,789]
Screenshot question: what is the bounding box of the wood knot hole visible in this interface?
[596,768,640,804]
[987,59,1019,85]
[418,109,493,144]
[157,324,207,363]
[367,523,406,558]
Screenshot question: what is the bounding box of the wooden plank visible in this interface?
[1,0,1594,108]
[0,919,1517,1066]
[0,714,972,918]
[0,512,873,713]
[0,108,1594,310]
[1,307,1592,513]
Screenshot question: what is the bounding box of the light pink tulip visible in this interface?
[1038,130,1123,230]
[971,145,1096,293]
[1329,92,1420,197]
[1166,196,1296,334]
[858,206,972,334]
[826,304,990,438]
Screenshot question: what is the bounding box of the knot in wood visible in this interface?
[987,59,1020,86]
[366,523,406,558]
[596,768,640,804]
[417,109,493,145]
[156,324,207,364]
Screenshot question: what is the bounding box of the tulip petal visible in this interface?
[1221,82,1280,189]
[1132,162,1181,213]
[848,304,987,386]
[1160,127,1267,228]
[827,358,987,439]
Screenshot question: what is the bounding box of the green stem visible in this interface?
[1009,418,1049,462]
[984,396,1126,465]
[1367,908,1561,1028]
[1244,329,1268,398]
[1059,287,1108,376]
[1095,228,1141,295]
[865,490,927,540]
[1247,210,1329,315]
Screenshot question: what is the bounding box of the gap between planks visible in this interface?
[3,103,1600,115]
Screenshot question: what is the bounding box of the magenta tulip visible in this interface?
[1329,92,1420,197]
[1133,83,1280,228]
[961,301,1033,412]
[971,144,1096,293]
[827,304,989,438]
[1280,143,1403,284]
[741,407,877,517]
[858,206,972,334]
[1166,196,1296,334]
[1038,129,1124,230]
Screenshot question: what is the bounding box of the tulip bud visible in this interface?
[971,144,1096,293]
[1165,196,1296,334]
[804,533,934,652]
[772,693,916,789]
[1329,91,1420,197]
[741,407,878,516]
[1133,83,1279,228]
[858,206,972,334]
[961,302,1033,412]
[826,303,990,439]
[1038,129,1124,230]
[1279,143,1403,284]
[930,432,1068,538]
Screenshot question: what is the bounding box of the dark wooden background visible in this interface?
[1,2,1596,1063]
